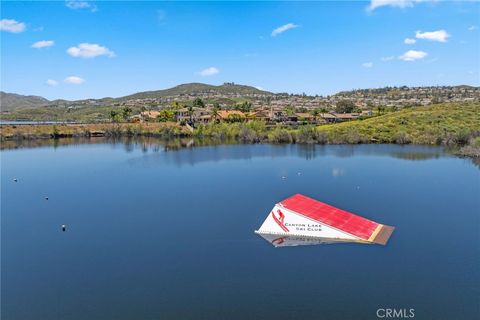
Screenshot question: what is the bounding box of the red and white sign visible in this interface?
[255,194,394,245]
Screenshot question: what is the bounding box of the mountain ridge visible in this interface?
[1,83,479,111]
[0,83,272,111]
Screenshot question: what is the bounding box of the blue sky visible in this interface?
[1,1,479,100]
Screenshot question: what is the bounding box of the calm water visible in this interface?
[1,140,479,320]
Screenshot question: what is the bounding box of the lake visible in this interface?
[1,139,479,320]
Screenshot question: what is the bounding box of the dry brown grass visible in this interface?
[0,122,190,140]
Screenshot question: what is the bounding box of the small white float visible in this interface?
[255,194,394,246]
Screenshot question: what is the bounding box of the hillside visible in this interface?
[118,82,272,101]
[317,102,480,144]
[0,83,273,111]
[0,92,50,111]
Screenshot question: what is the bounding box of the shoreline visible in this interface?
[1,122,478,160]
[1,102,479,159]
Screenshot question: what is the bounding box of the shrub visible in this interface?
[316,131,328,144]
[394,131,411,144]
[454,129,471,145]
[238,126,258,142]
[472,137,480,148]
[51,126,60,138]
[268,128,293,143]
[296,125,318,144]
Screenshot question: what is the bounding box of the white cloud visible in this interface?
[362,62,374,68]
[468,25,478,31]
[65,1,97,12]
[0,19,26,33]
[271,23,299,37]
[31,40,54,49]
[399,50,428,61]
[381,56,395,61]
[46,79,58,86]
[67,43,115,58]
[199,67,219,76]
[404,38,416,44]
[415,29,450,42]
[64,76,85,84]
[367,0,419,12]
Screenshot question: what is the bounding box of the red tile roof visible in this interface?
[280,194,379,240]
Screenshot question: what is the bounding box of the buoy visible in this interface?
[61,224,66,232]
[13,178,18,182]
[282,176,286,180]
[45,197,49,200]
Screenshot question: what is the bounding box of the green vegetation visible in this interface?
[2,102,479,158]
[118,82,270,101]
[156,109,175,122]
[335,100,359,114]
[0,104,145,122]
[317,102,479,145]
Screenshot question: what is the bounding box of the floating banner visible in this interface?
[255,194,394,245]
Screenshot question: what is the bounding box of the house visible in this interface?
[130,115,143,123]
[319,113,338,123]
[141,111,161,119]
[175,107,211,124]
[217,110,246,122]
[247,109,270,121]
[335,113,360,121]
[295,112,316,123]
[270,110,288,122]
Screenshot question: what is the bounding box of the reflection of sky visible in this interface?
[332,168,346,177]
[125,142,449,168]
[2,141,479,320]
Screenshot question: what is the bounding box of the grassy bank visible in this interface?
[2,102,479,157]
[317,102,479,145]
[0,122,190,140]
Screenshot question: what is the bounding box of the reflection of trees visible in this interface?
[390,152,441,161]
[3,137,477,168]
[298,144,317,160]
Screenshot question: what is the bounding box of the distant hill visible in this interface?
[1,83,273,111]
[0,92,50,111]
[118,82,273,101]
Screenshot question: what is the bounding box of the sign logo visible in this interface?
[376,308,415,318]
[271,236,287,245]
[271,209,289,232]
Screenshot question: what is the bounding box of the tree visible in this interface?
[192,98,205,108]
[376,105,386,114]
[311,109,319,122]
[171,101,181,110]
[285,105,296,116]
[335,100,356,114]
[235,101,252,113]
[226,114,244,123]
[122,107,132,121]
[157,109,175,122]
[110,110,118,123]
[210,105,220,122]
[188,105,194,123]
